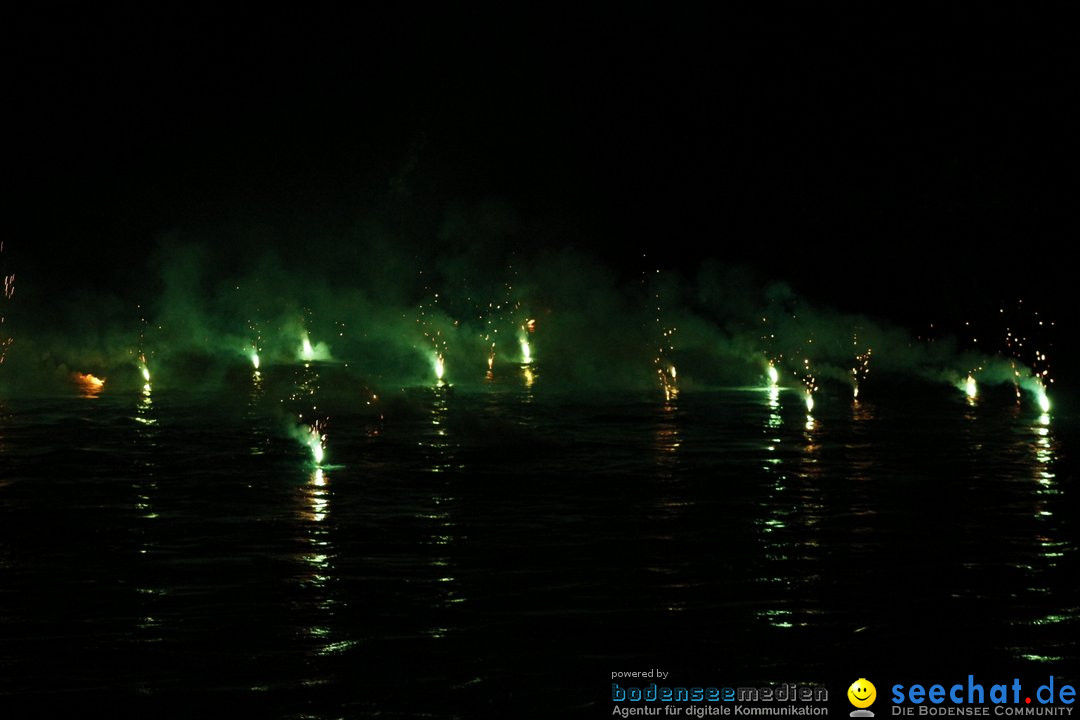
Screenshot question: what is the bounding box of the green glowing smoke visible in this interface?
[0,230,1064,408]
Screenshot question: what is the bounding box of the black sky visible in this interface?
[7,6,1077,331]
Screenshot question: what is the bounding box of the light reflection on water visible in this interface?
[0,387,1074,715]
[414,386,464,640]
[647,398,690,613]
[133,383,158,520]
[296,467,352,657]
[1007,408,1073,664]
[132,382,162,645]
[757,385,793,628]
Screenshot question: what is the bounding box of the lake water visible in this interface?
[0,373,1076,717]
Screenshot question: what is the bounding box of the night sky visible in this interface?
[7,6,1077,360]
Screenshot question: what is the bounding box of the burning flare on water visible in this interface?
[801,358,818,414]
[306,423,326,465]
[137,353,151,384]
[1035,382,1051,413]
[73,372,106,397]
[852,345,872,400]
[657,364,678,401]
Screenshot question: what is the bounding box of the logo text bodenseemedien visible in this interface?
[613,683,828,703]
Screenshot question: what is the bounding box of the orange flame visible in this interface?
[73,372,105,397]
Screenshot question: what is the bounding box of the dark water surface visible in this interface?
[1,380,1076,717]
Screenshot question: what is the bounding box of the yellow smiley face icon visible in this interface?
[848,679,876,708]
